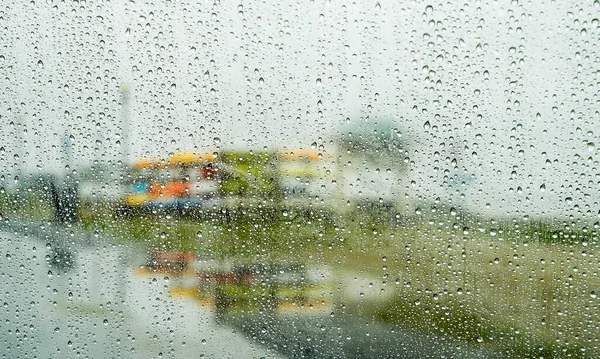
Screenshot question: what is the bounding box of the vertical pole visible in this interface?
[120,84,131,172]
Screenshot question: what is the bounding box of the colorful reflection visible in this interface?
[137,250,333,315]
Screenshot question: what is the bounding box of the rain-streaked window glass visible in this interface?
[1,0,599,358]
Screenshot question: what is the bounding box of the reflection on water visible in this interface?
[135,248,501,358]
[0,223,502,359]
[142,251,334,317]
[0,225,282,359]
[48,246,76,273]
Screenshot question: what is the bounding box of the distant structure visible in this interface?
[120,84,131,171]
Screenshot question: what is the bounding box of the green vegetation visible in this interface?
[0,190,54,222]
[516,219,598,244]
[79,201,340,261]
[347,216,599,358]
[219,150,281,198]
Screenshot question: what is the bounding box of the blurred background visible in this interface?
[0,0,598,358]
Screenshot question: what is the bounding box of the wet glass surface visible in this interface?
[1,0,600,358]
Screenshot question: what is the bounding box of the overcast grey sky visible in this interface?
[0,0,598,218]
